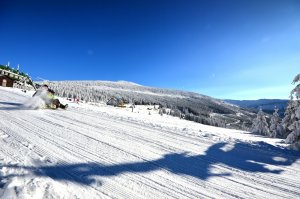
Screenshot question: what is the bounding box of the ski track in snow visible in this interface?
[0,87,300,199]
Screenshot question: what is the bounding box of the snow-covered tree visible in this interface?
[270,108,285,138]
[284,73,300,149]
[282,100,298,137]
[251,108,270,136]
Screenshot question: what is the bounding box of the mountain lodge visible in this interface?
[0,75,14,87]
[0,68,34,90]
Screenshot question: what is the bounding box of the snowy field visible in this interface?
[0,87,299,199]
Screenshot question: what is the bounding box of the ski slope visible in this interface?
[0,87,299,199]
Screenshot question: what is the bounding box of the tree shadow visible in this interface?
[0,101,26,110]
[0,102,23,106]
[0,101,37,110]
[1,142,299,186]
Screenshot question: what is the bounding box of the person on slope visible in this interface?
[33,84,68,109]
[48,89,68,109]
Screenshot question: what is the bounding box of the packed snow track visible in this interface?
[0,87,299,199]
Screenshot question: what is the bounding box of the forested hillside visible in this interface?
[48,81,256,129]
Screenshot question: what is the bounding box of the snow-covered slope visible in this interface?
[48,80,256,129]
[0,87,299,199]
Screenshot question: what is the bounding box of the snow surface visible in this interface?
[0,87,299,199]
[90,85,187,98]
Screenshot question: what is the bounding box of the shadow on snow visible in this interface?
[1,142,299,186]
[0,101,28,110]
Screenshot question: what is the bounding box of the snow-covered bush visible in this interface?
[270,108,285,138]
[251,108,270,136]
[283,73,300,150]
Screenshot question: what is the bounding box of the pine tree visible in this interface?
[284,73,300,149]
[270,108,285,138]
[282,100,298,138]
[251,108,270,136]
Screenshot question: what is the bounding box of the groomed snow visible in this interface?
[0,87,299,199]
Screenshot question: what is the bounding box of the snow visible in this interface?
[0,87,300,199]
[90,85,187,98]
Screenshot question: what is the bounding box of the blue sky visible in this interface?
[0,0,299,100]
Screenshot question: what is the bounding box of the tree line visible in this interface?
[251,73,300,150]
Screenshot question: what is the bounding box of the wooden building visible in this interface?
[0,68,35,90]
[106,97,127,107]
[107,97,119,106]
[0,75,14,87]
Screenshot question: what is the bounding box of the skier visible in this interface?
[47,89,68,109]
[33,84,68,109]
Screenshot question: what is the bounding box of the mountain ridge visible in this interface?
[224,99,288,118]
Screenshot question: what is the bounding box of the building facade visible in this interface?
[0,75,14,87]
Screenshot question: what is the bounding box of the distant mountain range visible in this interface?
[224,99,289,118]
[47,80,257,130]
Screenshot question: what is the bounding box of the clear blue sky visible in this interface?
[1,0,299,99]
